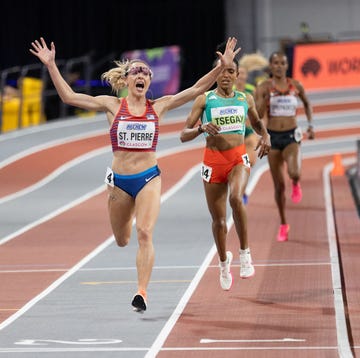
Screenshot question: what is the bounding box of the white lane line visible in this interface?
[323,156,355,358]
[0,348,149,353]
[200,338,306,343]
[0,184,106,246]
[0,146,110,205]
[294,109,360,122]
[0,269,69,273]
[0,116,105,143]
[80,280,191,285]
[161,346,338,352]
[303,135,360,147]
[15,338,122,345]
[0,129,107,169]
[0,162,201,332]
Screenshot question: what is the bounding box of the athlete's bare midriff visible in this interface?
[267,115,297,132]
[112,151,157,175]
[205,133,244,151]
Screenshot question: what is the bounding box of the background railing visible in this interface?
[0,55,95,134]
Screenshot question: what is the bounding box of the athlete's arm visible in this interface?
[180,94,206,142]
[294,79,315,140]
[30,37,111,112]
[154,37,240,117]
[247,94,271,158]
[255,81,269,119]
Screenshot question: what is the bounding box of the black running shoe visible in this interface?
[131,294,147,313]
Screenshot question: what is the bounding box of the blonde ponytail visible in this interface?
[101,59,129,93]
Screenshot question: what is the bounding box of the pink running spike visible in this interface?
[277,224,290,242]
[291,182,302,203]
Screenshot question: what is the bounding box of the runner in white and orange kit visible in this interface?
[256,51,315,242]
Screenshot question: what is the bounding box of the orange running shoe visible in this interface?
[277,224,290,242]
[291,182,302,203]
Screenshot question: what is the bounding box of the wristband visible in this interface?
[307,124,314,129]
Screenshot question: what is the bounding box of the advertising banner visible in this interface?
[293,41,360,90]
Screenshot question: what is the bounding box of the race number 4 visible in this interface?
[201,164,212,182]
[104,167,114,187]
[242,153,251,168]
[294,127,303,142]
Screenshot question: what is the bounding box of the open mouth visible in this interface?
[136,83,145,89]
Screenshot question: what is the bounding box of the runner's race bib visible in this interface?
[210,106,245,133]
[269,95,298,117]
[116,121,155,149]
